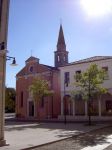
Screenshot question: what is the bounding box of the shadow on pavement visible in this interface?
[5,120,110,140]
[22,126,112,150]
[67,126,112,147]
[5,121,99,132]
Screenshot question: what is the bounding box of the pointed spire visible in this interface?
[54,24,69,67]
[57,24,66,50]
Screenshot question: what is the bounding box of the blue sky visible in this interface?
[7,0,112,88]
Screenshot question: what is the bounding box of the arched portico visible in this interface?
[63,95,73,116]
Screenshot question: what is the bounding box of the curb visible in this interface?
[21,124,112,150]
[5,118,112,124]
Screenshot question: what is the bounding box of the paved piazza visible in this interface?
[0,120,110,150]
[32,126,112,150]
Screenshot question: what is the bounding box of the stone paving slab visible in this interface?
[0,121,110,150]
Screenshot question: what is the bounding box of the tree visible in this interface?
[5,87,16,113]
[73,64,107,125]
[29,77,54,118]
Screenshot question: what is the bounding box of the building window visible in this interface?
[76,70,81,82]
[29,66,33,73]
[64,56,66,61]
[76,70,81,74]
[20,91,23,107]
[58,56,60,62]
[64,72,70,87]
[106,100,112,112]
[102,67,109,80]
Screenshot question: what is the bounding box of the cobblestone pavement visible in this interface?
[31,126,112,150]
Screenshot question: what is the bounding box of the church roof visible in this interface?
[73,56,112,64]
[16,63,58,77]
[16,67,26,76]
[61,56,112,67]
[25,56,39,62]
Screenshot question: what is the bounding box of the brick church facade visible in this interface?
[16,25,68,119]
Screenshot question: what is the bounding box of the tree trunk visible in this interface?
[88,101,92,125]
[36,99,40,123]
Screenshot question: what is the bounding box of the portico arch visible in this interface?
[63,95,72,115]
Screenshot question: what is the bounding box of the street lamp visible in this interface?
[0,42,18,66]
[64,82,67,124]
[64,72,70,124]
[0,0,10,146]
[0,42,17,146]
[64,76,68,124]
[6,56,18,66]
[0,45,6,146]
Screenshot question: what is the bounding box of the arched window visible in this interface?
[58,56,60,62]
[20,91,23,107]
[29,66,33,73]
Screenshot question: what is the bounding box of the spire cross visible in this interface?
[31,50,33,56]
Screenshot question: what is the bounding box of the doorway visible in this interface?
[29,101,34,117]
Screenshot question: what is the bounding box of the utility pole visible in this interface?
[64,82,67,124]
[0,0,10,146]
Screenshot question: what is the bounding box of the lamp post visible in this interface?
[0,43,17,146]
[0,0,10,146]
[50,71,54,118]
[64,81,67,124]
[0,45,7,146]
[64,72,69,124]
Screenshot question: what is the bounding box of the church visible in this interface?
[16,24,112,121]
[16,24,68,119]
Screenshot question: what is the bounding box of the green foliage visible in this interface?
[73,64,107,100]
[5,87,16,112]
[29,78,54,102]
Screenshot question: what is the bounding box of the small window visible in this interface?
[102,67,109,80]
[76,70,81,82]
[64,56,66,61]
[29,66,33,73]
[76,70,81,74]
[20,91,23,107]
[58,56,60,62]
[64,72,70,87]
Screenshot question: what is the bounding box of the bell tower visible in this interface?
[54,24,69,67]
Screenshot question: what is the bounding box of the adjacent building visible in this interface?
[59,56,112,121]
